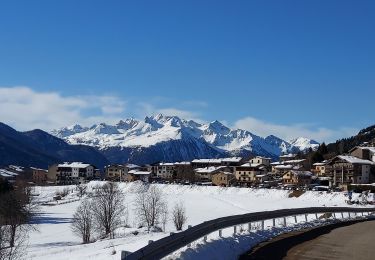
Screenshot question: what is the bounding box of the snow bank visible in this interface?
[27,182,365,260]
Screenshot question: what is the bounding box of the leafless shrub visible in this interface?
[71,199,94,244]
[134,185,166,231]
[172,201,187,231]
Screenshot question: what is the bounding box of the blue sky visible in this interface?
[0,0,374,142]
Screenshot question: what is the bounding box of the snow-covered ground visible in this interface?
[27,182,366,260]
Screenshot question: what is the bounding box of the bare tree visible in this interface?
[0,182,37,260]
[134,185,166,231]
[160,203,168,232]
[71,199,94,244]
[91,182,126,238]
[172,201,187,231]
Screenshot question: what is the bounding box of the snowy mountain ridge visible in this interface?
[51,114,319,163]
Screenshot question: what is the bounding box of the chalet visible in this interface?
[56,162,96,185]
[156,163,175,179]
[250,156,271,166]
[255,173,273,184]
[174,162,195,182]
[105,164,125,181]
[271,159,307,175]
[127,170,151,183]
[235,163,266,186]
[312,161,332,176]
[31,167,48,184]
[191,157,243,169]
[329,155,374,188]
[349,146,375,162]
[194,166,229,182]
[282,170,313,186]
[104,163,141,182]
[191,159,222,169]
[212,171,236,187]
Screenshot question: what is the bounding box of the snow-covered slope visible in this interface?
[51,114,319,163]
[289,137,320,152]
[28,182,365,260]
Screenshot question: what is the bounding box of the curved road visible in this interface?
[240,219,375,260]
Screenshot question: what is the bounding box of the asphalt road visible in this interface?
[240,219,375,260]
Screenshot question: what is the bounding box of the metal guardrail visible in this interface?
[123,207,375,260]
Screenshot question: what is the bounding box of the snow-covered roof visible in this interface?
[252,156,271,160]
[8,165,25,172]
[361,147,375,153]
[126,164,140,169]
[222,157,243,163]
[214,171,233,176]
[192,157,242,164]
[336,155,374,165]
[0,169,18,178]
[30,167,48,171]
[283,159,305,164]
[313,162,327,166]
[174,162,191,165]
[275,164,293,169]
[58,162,92,168]
[280,153,297,158]
[270,162,281,166]
[350,146,375,154]
[238,163,264,168]
[132,171,151,175]
[192,159,222,164]
[159,163,175,166]
[195,166,226,174]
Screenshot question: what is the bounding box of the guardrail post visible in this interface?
[341,212,344,219]
[203,236,207,242]
[361,212,364,217]
[348,212,351,219]
[261,220,264,230]
[294,215,298,224]
[272,218,276,227]
[332,213,336,219]
[283,217,287,227]
[219,229,222,237]
[305,214,308,222]
[248,223,251,232]
[233,226,237,235]
[315,213,318,219]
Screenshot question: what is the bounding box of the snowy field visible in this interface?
[27,181,366,260]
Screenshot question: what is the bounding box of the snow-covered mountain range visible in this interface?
[51,114,319,164]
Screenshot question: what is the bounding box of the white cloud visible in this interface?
[0,86,358,143]
[234,116,358,143]
[0,86,126,131]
